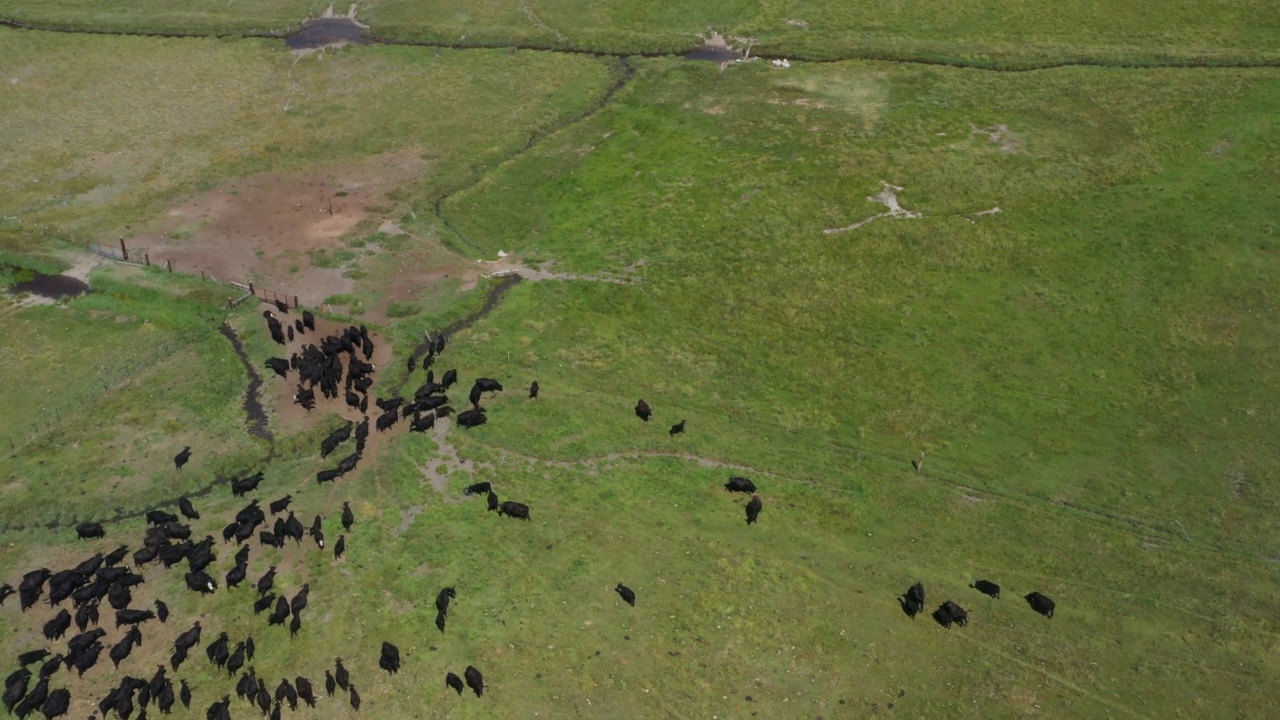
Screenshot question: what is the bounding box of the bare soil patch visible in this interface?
[969,123,1023,153]
[130,150,428,310]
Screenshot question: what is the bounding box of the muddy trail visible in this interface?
[218,323,273,443]
[395,274,523,394]
[4,18,1280,70]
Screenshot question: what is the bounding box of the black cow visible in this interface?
[259,531,283,549]
[302,310,315,332]
[294,385,315,411]
[185,572,216,594]
[67,629,105,659]
[441,369,457,388]
[226,562,248,589]
[17,650,47,667]
[350,684,361,711]
[155,599,169,623]
[76,523,105,540]
[174,446,192,470]
[669,419,686,436]
[468,383,483,409]
[745,495,762,524]
[268,495,292,515]
[899,594,921,617]
[474,378,503,395]
[337,453,360,476]
[19,568,51,611]
[971,580,1001,599]
[174,622,202,653]
[938,600,968,628]
[296,676,316,707]
[164,521,192,540]
[4,669,29,713]
[1025,591,1055,618]
[37,654,62,680]
[375,409,398,432]
[635,399,651,421]
[409,413,436,433]
[486,491,499,512]
[180,679,192,708]
[109,636,135,668]
[225,643,245,676]
[290,585,310,616]
[435,587,456,617]
[206,633,230,668]
[72,643,101,677]
[274,299,289,314]
[178,497,200,520]
[445,672,464,695]
[529,380,539,399]
[157,678,175,714]
[254,593,277,615]
[39,688,70,720]
[103,545,129,567]
[498,501,530,520]
[464,666,484,698]
[907,582,925,610]
[725,477,756,493]
[334,659,349,690]
[277,678,298,710]
[207,694,232,720]
[14,677,48,719]
[334,535,346,561]
[457,408,487,429]
[325,671,336,697]
[316,468,340,484]
[267,598,289,625]
[615,584,636,607]
[265,357,289,378]
[379,642,400,675]
[42,611,71,641]
[115,609,154,628]
[464,482,491,496]
[231,471,264,497]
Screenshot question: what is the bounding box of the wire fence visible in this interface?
[87,238,298,310]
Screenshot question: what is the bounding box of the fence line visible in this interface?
[86,238,299,311]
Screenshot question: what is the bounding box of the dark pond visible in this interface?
[684,46,740,62]
[9,272,89,300]
[285,18,372,50]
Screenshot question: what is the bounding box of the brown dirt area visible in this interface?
[128,150,433,316]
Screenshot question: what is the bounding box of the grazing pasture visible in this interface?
[1,7,1278,720]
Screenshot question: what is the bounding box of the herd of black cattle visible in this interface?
[0,303,1058,718]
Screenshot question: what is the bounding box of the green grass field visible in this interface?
[1,10,1278,720]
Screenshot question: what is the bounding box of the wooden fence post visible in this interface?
[119,237,128,261]
[200,269,206,281]
[293,295,299,309]
[144,253,150,267]
[248,281,255,298]
[166,260,173,273]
